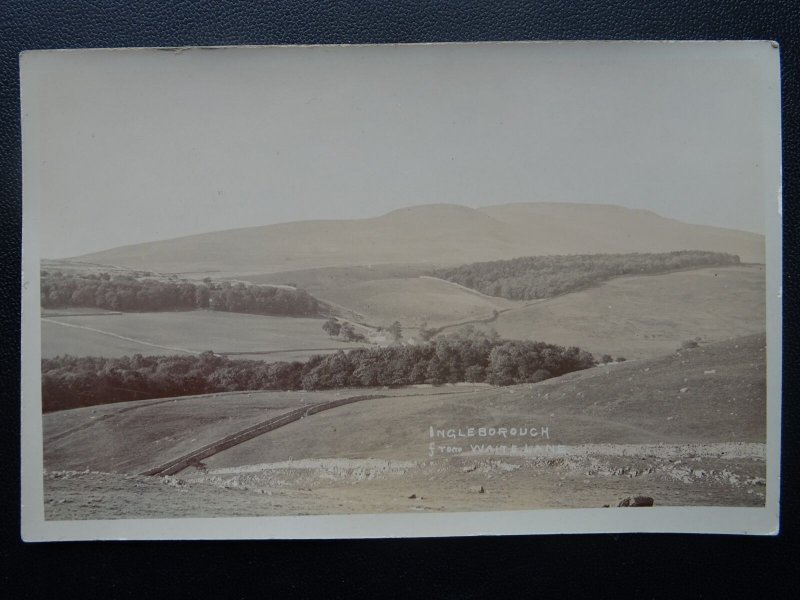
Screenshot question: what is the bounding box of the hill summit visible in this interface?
[74,202,764,274]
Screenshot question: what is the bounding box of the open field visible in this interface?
[247,263,433,289]
[43,387,469,473]
[43,334,765,517]
[41,310,368,360]
[44,392,311,473]
[457,265,765,359]
[317,277,517,328]
[247,264,518,327]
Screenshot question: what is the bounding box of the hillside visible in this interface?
[43,333,764,473]
[43,334,766,517]
[73,203,765,274]
[200,333,765,468]
[317,277,517,328]
[459,264,765,359]
[254,264,764,357]
[42,387,465,473]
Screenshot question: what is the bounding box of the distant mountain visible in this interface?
[74,203,764,274]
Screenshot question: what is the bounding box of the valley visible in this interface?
[39,202,769,518]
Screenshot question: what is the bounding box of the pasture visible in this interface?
[43,387,452,473]
[41,310,368,360]
[459,265,765,359]
[204,333,765,468]
[250,265,518,328]
[320,277,517,328]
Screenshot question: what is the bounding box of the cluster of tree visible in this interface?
[322,318,405,343]
[40,271,320,316]
[431,251,741,301]
[41,333,596,411]
[322,318,367,342]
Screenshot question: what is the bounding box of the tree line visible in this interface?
[41,333,596,412]
[40,271,320,316]
[431,251,741,301]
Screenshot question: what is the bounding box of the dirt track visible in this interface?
[141,394,386,476]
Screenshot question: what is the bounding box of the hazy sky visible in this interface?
[23,41,778,258]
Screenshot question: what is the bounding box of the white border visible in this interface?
[20,41,782,541]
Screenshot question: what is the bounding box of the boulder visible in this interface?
[618,496,654,507]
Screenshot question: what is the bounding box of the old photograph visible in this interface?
[20,41,781,539]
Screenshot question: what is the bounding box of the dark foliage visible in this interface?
[432,251,740,300]
[40,271,320,316]
[41,336,596,412]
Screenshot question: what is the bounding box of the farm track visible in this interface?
[140,389,471,477]
[430,298,544,334]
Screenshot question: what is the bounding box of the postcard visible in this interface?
[20,41,781,540]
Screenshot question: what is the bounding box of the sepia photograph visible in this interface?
[20,41,781,539]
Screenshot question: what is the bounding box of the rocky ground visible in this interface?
[43,442,765,520]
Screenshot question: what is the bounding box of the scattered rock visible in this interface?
[468,485,485,494]
[618,496,654,507]
[680,387,689,393]
[704,369,717,374]
[408,493,417,499]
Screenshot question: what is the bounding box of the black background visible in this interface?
[1,1,798,597]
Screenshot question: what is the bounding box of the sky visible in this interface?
[22,41,779,258]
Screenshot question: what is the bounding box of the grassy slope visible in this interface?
[42,387,470,473]
[246,263,432,288]
[246,264,518,327]
[202,333,765,468]
[246,263,764,341]
[464,265,765,359]
[317,278,516,327]
[43,390,389,473]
